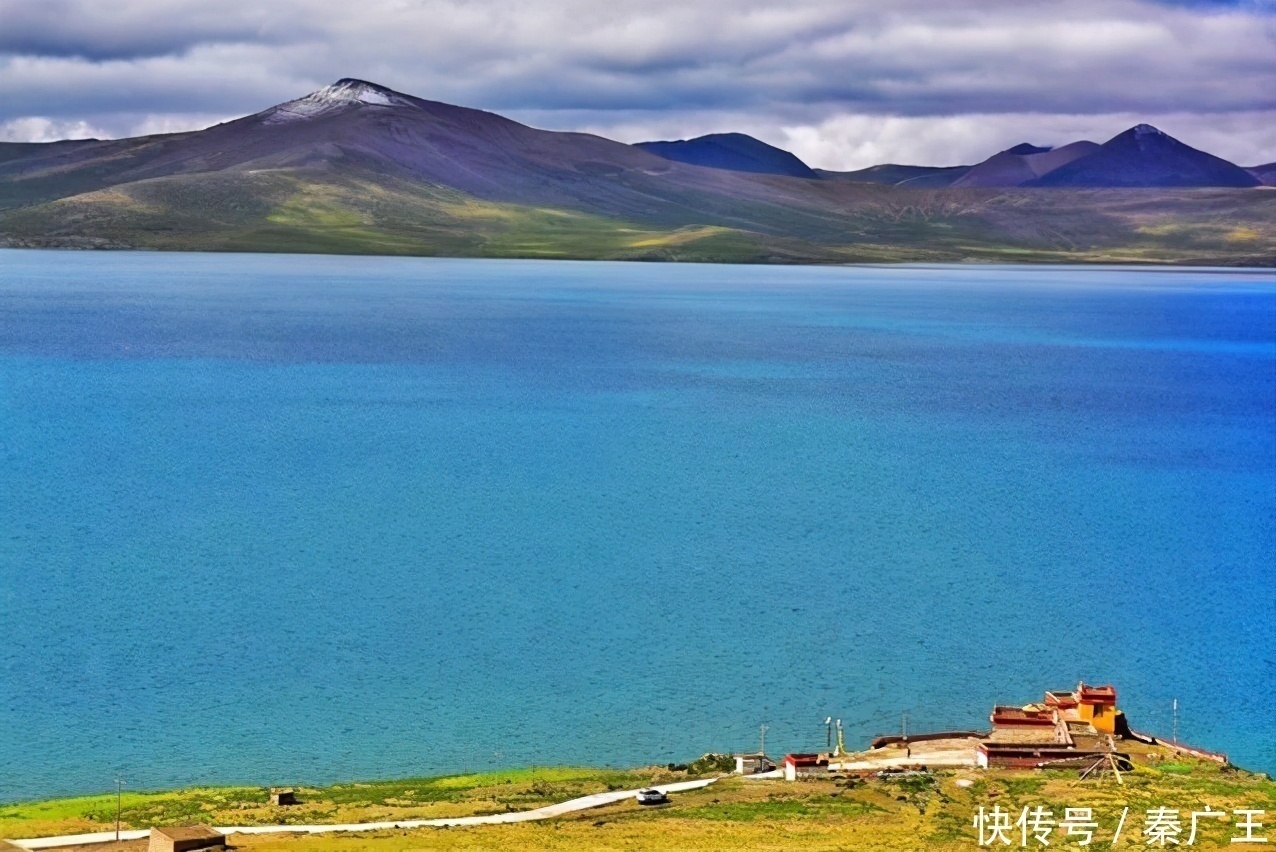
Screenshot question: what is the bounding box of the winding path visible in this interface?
[11,778,718,850]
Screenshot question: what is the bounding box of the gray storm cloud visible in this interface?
[1,0,1273,168]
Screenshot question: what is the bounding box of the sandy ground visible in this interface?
[832,737,980,771]
[736,738,980,780]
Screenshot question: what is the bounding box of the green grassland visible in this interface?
[0,171,800,263]
[2,167,1271,265]
[4,756,1272,850]
[0,767,675,839]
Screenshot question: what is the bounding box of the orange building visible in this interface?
[1075,683,1118,733]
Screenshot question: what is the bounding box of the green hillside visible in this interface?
[2,167,1272,265]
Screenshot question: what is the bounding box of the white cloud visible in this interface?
[0,0,1273,165]
[126,113,234,137]
[0,116,108,142]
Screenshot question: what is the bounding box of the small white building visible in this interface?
[734,753,775,775]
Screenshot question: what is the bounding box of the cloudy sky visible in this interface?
[1,0,1274,169]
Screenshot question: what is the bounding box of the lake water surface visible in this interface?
[2,251,1273,801]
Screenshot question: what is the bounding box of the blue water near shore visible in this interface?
[1,251,1273,802]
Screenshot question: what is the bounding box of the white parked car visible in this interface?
[635,788,669,806]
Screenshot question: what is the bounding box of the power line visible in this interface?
[114,779,125,843]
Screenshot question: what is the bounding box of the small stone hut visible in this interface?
[269,788,297,806]
[148,826,226,852]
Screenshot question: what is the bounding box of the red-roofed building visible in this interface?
[782,753,829,781]
[1044,690,1079,711]
[990,705,1058,729]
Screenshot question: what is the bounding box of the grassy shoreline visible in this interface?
[4,756,1273,850]
[0,767,682,839]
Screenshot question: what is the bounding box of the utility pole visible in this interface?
[760,724,768,757]
[114,779,125,842]
[902,710,908,740]
[1172,698,1178,745]
[825,717,832,751]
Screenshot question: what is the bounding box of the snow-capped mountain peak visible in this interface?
[263,79,408,124]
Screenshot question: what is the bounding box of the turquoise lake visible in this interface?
[1,250,1273,801]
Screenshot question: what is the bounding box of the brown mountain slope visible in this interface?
[952,142,1100,188]
[0,80,842,237]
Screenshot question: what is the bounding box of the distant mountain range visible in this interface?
[1,79,1272,265]
[643,124,1266,189]
[636,133,820,179]
[952,142,1101,188]
[777,127,1265,190]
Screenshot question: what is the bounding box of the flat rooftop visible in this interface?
[987,727,1064,744]
[991,706,1056,725]
[151,827,223,841]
